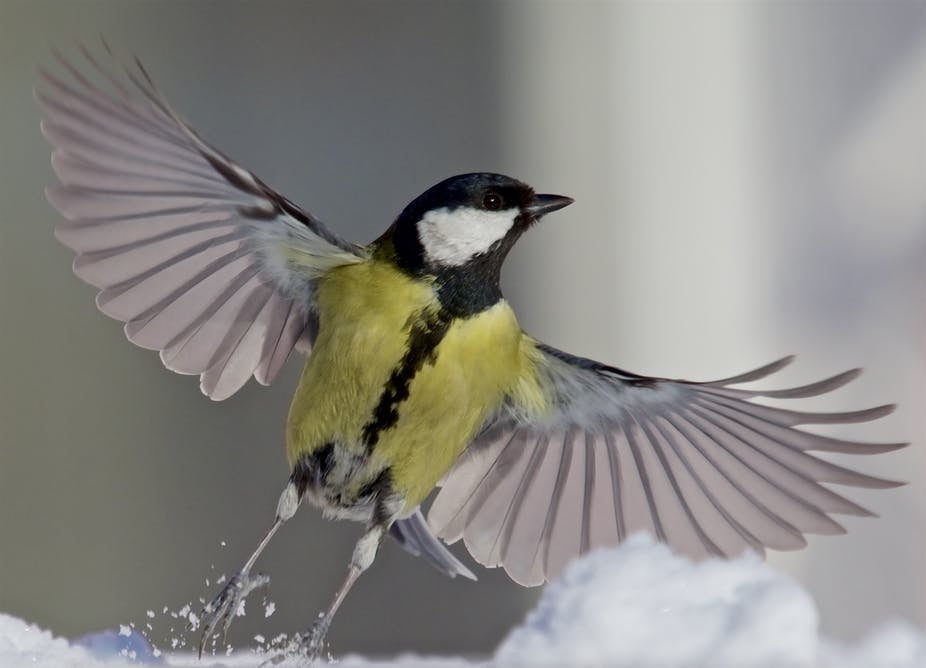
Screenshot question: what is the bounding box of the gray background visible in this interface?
[0,0,924,658]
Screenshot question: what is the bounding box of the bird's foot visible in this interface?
[197,571,270,657]
[264,615,331,666]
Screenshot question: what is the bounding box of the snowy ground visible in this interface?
[3,536,924,668]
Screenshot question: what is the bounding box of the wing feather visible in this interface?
[501,434,564,586]
[428,427,517,542]
[585,432,622,552]
[638,419,721,559]
[631,418,708,557]
[199,285,277,400]
[459,433,534,565]
[478,433,544,569]
[611,427,661,542]
[700,355,795,385]
[538,429,581,581]
[665,412,809,550]
[696,398,905,477]
[700,368,862,400]
[683,408,846,535]
[696,390,896,427]
[127,256,258,350]
[430,342,904,584]
[688,404,875,516]
[40,48,363,398]
[258,301,313,383]
[50,150,226,196]
[544,430,606,579]
[652,416,765,555]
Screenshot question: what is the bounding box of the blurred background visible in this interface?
[0,0,924,658]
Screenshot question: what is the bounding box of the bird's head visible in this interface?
[387,173,573,281]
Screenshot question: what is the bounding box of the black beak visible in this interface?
[527,193,574,217]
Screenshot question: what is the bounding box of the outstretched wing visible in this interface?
[429,343,905,586]
[38,47,365,399]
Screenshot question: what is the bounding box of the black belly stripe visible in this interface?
[291,443,335,498]
[361,308,451,450]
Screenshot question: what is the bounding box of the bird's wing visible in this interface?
[38,47,365,400]
[428,342,905,586]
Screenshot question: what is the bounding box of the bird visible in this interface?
[38,47,905,661]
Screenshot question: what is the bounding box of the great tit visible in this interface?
[38,50,905,660]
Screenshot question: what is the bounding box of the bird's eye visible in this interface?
[482,192,503,211]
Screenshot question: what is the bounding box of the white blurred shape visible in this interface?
[498,1,769,385]
[832,37,926,252]
[496,535,818,668]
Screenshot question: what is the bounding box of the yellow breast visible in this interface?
[373,298,528,505]
[285,259,545,509]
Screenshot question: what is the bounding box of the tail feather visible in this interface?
[390,509,477,580]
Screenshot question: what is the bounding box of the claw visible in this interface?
[197,571,270,658]
[262,615,330,666]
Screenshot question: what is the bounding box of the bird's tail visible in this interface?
[389,509,477,580]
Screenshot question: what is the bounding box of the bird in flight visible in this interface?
[38,46,905,661]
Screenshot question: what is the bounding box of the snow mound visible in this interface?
[2,535,925,667]
[496,534,926,667]
[0,614,120,668]
[497,534,817,667]
[820,621,926,668]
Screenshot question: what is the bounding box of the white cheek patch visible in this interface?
[417,206,518,266]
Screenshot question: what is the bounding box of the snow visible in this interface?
[2,535,924,667]
[496,535,818,667]
[496,535,926,667]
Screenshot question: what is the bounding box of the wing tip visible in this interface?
[780,367,864,398]
[869,476,907,490]
[863,403,898,421]
[857,440,909,456]
[840,403,898,424]
[708,354,796,387]
[843,367,864,381]
[828,472,908,490]
[779,353,797,367]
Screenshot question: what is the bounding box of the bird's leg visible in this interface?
[197,478,302,658]
[284,523,386,663]
[296,523,386,661]
[276,485,394,664]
